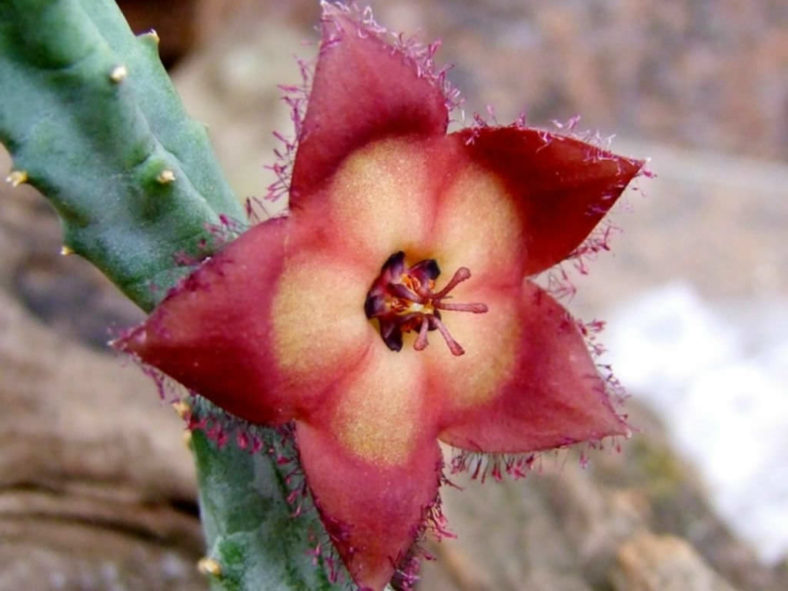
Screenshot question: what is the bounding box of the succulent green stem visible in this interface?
[0,0,242,309]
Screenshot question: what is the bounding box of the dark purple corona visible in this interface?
[364,251,488,356]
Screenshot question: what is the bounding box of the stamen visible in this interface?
[431,316,465,356]
[413,317,430,351]
[365,255,488,355]
[435,302,488,313]
[433,267,471,298]
[388,282,421,303]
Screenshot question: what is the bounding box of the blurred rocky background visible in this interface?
[1,0,786,590]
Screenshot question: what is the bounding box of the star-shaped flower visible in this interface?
[118,4,643,590]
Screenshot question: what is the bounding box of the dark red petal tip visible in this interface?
[290,4,450,202]
[439,281,628,453]
[296,422,442,591]
[454,126,644,275]
[113,218,295,424]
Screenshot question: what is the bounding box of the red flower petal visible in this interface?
[437,281,627,452]
[290,6,449,204]
[297,424,441,591]
[295,343,441,591]
[454,126,644,276]
[114,217,374,424]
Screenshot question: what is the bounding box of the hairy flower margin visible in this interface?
[116,3,645,590]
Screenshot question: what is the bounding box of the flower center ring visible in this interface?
[364,251,488,355]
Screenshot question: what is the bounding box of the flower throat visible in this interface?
[364,251,488,356]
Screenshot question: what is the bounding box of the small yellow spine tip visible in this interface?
[172,400,191,420]
[143,29,160,45]
[197,557,222,577]
[156,169,176,184]
[59,245,75,256]
[182,429,193,449]
[110,65,128,83]
[5,170,28,187]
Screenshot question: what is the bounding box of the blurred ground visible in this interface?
[1,1,787,590]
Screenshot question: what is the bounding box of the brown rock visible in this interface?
[611,532,738,591]
[0,291,204,590]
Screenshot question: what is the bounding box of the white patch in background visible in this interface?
[606,282,788,565]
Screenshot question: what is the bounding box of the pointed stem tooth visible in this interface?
[142,29,160,44]
[59,245,74,256]
[197,557,222,577]
[109,64,128,83]
[5,170,28,187]
[156,169,176,184]
[171,400,190,420]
